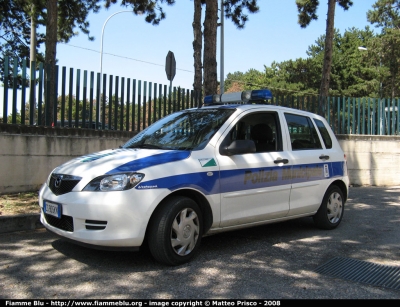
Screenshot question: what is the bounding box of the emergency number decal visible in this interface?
[324,164,330,178]
[198,158,217,167]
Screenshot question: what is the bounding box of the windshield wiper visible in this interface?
[130,144,164,149]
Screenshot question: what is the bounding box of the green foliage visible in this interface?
[224,26,400,98]
[296,0,354,100]
[296,0,319,28]
[57,0,102,43]
[0,0,103,86]
[105,0,175,25]
[367,0,400,29]
[296,0,353,28]
[366,0,400,98]
[223,0,260,29]
[0,0,45,85]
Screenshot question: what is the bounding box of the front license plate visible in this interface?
[44,201,62,219]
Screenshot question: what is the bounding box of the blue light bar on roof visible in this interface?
[203,89,273,106]
[250,89,273,101]
[203,94,222,106]
[203,95,215,105]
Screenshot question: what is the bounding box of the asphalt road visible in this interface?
[1,186,400,299]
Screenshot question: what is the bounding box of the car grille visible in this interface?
[49,173,82,195]
[85,220,108,230]
[44,213,74,232]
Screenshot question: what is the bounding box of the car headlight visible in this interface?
[83,172,145,192]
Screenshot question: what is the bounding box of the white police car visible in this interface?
[39,89,349,266]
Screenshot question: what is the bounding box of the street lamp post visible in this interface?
[99,10,132,124]
[220,0,224,94]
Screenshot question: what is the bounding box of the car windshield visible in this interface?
[122,108,235,151]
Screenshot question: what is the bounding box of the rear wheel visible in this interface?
[148,196,203,266]
[313,185,344,230]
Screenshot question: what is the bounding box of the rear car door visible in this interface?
[283,112,332,216]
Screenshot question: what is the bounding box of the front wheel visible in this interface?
[147,196,203,266]
[313,185,344,230]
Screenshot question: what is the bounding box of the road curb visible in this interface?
[0,213,44,234]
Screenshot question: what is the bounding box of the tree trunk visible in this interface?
[44,0,58,126]
[319,0,336,114]
[193,0,203,101]
[203,0,218,96]
[389,38,397,99]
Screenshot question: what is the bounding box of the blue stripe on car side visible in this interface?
[219,166,292,193]
[135,161,345,195]
[106,150,191,174]
[331,161,345,177]
[136,172,220,195]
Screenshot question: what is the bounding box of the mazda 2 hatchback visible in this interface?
[39,89,349,265]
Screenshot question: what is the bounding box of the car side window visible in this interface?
[229,112,282,152]
[314,119,333,149]
[284,113,322,150]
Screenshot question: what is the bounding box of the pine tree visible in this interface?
[296,0,353,113]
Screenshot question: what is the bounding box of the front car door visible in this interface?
[216,109,292,228]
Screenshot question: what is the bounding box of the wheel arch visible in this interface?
[329,179,348,202]
[145,188,214,238]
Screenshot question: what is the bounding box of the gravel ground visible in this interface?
[0,186,400,299]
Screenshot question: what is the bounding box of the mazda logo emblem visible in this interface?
[54,176,63,188]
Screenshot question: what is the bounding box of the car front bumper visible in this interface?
[38,183,168,248]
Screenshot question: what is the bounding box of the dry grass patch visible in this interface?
[0,192,40,216]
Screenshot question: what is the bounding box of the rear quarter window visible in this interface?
[314,118,333,149]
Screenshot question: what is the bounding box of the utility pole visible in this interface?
[220,0,224,94]
[30,4,37,124]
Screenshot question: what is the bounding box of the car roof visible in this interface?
[187,103,326,121]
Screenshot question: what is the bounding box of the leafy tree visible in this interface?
[306,27,376,97]
[43,0,104,126]
[367,0,400,98]
[1,0,105,125]
[202,0,260,95]
[296,0,353,113]
[191,0,259,96]
[108,1,258,96]
[106,0,175,24]
[367,0,400,29]
[0,0,45,85]
[224,27,381,98]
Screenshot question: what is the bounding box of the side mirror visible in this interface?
[220,140,256,156]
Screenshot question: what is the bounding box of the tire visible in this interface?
[313,185,344,230]
[147,196,203,266]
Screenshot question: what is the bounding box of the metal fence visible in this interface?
[272,95,399,136]
[1,56,399,135]
[1,57,202,131]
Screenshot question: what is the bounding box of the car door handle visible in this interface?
[274,158,289,164]
[319,155,330,160]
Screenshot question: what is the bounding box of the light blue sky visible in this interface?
[1,0,379,115]
[55,0,379,90]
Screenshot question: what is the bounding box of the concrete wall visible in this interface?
[0,124,137,194]
[0,124,399,194]
[337,135,400,187]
